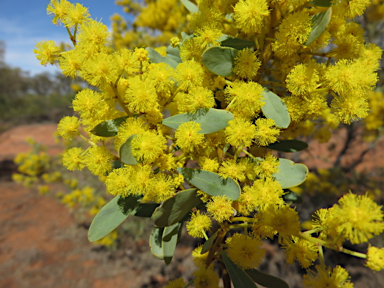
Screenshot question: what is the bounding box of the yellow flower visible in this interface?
[233,0,270,34]
[175,121,205,153]
[193,266,220,288]
[366,246,384,272]
[225,118,256,148]
[233,48,261,79]
[57,116,81,140]
[186,211,212,238]
[254,118,280,146]
[62,147,86,171]
[33,40,60,65]
[226,233,265,269]
[165,278,186,288]
[303,265,353,288]
[207,195,234,223]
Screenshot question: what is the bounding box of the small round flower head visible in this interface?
[131,131,167,164]
[165,278,186,288]
[77,19,110,46]
[72,89,108,119]
[219,159,247,182]
[34,40,60,66]
[115,117,148,151]
[176,86,215,113]
[254,154,279,178]
[62,147,86,171]
[333,0,370,19]
[116,48,140,75]
[272,10,312,59]
[147,62,175,94]
[254,118,280,146]
[333,192,384,244]
[59,49,85,78]
[57,116,81,140]
[225,118,256,148]
[187,211,212,238]
[195,24,222,48]
[245,177,284,209]
[179,36,206,62]
[47,0,71,25]
[207,195,234,223]
[258,205,301,238]
[193,265,220,288]
[286,62,320,97]
[127,164,153,195]
[331,94,369,124]
[134,47,149,62]
[192,246,209,267]
[175,60,204,91]
[145,173,176,203]
[105,166,134,197]
[199,157,220,173]
[125,77,158,113]
[233,48,261,79]
[226,233,265,269]
[234,0,270,34]
[81,52,120,86]
[85,146,114,176]
[65,3,90,27]
[282,237,318,268]
[303,265,353,288]
[175,121,205,153]
[366,246,384,272]
[225,81,265,119]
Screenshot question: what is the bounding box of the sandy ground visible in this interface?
[1,123,384,288]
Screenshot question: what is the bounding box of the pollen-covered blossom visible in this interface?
[47,0,71,25]
[258,205,301,238]
[303,265,353,288]
[195,24,222,48]
[105,166,134,197]
[332,192,384,244]
[225,81,265,119]
[286,62,320,97]
[165,278,187,288]
[57,116,81,140]
[282,237,318,268]
[225,118,256,147]
[125,77,159,113]
[366,246,384,272]
[115,117,148,151]
[192,246,209,267]
[226,233,265,269]
[207,195,234,223]
[233,48,261,79]
[193,265,220,288]
[176,86,215,113]
[244,177,284,209]
[187,211,212,238]
[233,0,270,34]
[33,40,60,66]
[77,19,110,46]
[72,89,109,119]
[62,147,86,171]
[59,49,85,78]
[175,60,204,90]
[175,121,205,153]
[254,118,280,146]
[272,10,312,59]
[333,0,371,19]
[145,173,177,202]
[81,52,120,86]
[254,154,279,178]
[85,146,114,176]
[219,159,247,182]
[116,48,140,75]
[131,131,167,164]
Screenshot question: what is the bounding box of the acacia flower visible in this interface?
[62,147,86,171]
[366,246,384,272]
[57,116,81,140]
[186,211,212,238]
[226,233,265,269]
[175,121,205,153]
[234,0,270,34]
[303,265,353,288]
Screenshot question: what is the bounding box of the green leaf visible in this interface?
[152,188,201,227]
[221,252,258,288]
[201,231,218,254]
[90,116,129,137]
[166,46,182,63]
[88,194,142,242]
[219,35,255,50]
[162,222,182,264]
[150,226,164,259]
[180,0,199,13]
[282,190,303,204]
[311,0,332,7]
[162,108,234,134]
[119,134,138,165]
[245,269,289,288]
[176,168,241,200]
[265,140,308,152]
[305,8,332,46]
[274,158,308,189]
[146,47,179,69]
[132,203,160,217]
[261,89,291,129]
[202,46,238,77]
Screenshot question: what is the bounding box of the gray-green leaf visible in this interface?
[202,46,238,77]
[162,108,234,134]
[146,47,179,69]
[274,159,308,189]
[88,194,142,242]
[305,8,332,46]
[180,0,199,13]
[219,35,255,50]
[91,116,129,137]
[119,134,138,165]
[222,252,258,288]
[162,222,182,264]
[176,168,241,200]
[261,89,291,129]
[245,269,289,288]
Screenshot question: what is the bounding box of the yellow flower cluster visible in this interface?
[34,0,384,286]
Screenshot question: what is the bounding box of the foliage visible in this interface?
[30,0,384,287]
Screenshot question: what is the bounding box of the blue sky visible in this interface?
[0,0,125,75]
